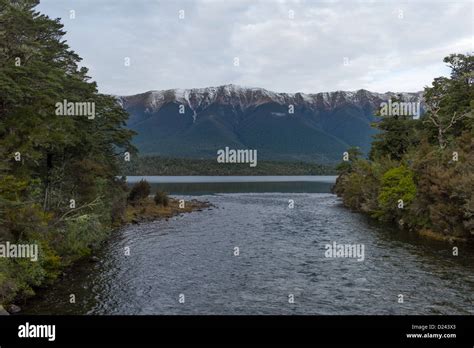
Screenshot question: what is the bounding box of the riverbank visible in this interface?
[1,196,212,315]
[418,229,469,243]
[333,166,473,244]
[19,191,474,315]
[125,197,214,224]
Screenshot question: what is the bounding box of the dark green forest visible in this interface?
[333,53,474,240]
[0,1,135,305]
[121,156,336,176]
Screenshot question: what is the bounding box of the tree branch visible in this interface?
[53,195,103,225]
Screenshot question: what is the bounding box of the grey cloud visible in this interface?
[38,0,473,95]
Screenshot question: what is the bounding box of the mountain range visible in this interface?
[118,84,423,163]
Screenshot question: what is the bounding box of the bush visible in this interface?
[127,180,151,204]
[154,190,169,207]
[410,134,474,236]
[57,214,107,263]
[333,159,382,213]
[376,165,416,221]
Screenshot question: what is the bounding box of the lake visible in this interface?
[126,175,338,194]
[22,176,474,314]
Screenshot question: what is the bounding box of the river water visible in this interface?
[23,177,474,315]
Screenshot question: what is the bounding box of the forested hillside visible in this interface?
[120,85,422,163]
[121,156,336,176]
[333,54,473,240]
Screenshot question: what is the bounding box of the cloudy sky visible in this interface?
[38,0,473,96]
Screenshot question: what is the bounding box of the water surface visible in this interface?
[23,181,474,315]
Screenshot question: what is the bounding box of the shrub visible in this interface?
[154,190,169,207]
[57,214,107,263]
[376,165,416,221]
[127,180,151,204]
[333,159,382,213]
[410,134,474,236]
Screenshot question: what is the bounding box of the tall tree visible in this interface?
[0,0,135,227]
[369,96,420,161]
[423,54,474,149]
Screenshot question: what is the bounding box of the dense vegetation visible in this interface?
[127,179,169,208]
[154,190,169,207]
[127,180,151,205]
[121,156,336,176]
[333,54,473,240]
[0,1,135,305]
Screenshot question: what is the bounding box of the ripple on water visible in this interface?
[21,192,474,315]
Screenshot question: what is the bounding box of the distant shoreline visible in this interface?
[125,175,338,184]
[121,156,337,176]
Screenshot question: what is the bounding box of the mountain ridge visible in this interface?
[118,84,423,163]
[118,84,423,120]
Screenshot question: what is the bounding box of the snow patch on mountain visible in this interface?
[120,84,424,121]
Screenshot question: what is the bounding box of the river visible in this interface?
[22,176,474,314]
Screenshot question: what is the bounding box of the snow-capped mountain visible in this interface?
[120,84,422,121]
[118,84,423,162]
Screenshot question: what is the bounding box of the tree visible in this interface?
[333,53,474,239]
[376,166,416,221]
[128,180,151,204]
[369,96,420,161]
[0,0,136,303]
[335,146,362,174]
[423,54,474,149]
[0,0,135,213]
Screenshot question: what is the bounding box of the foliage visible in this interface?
[376,166,416,221]
[335,146,362,174]
[0,1,134,305]
[121,156,336,176]
[410,133,474,236]
[154,190,169,207]
[56,214,108,262]
[423,54,474,149]
[334,53,474,239]
[128,180,151,204]
[369,96,421,161]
